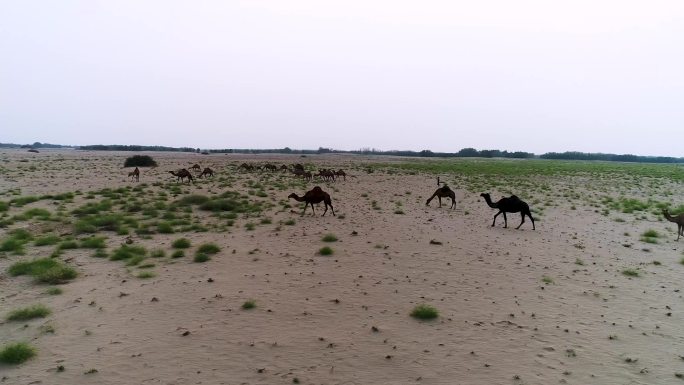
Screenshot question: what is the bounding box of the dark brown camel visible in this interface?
[128,167,140,182]
[238,163,255,171]
[480,193,535,230]
[663,209,684,241]
[190,164,201,172]
[199,167,214,178]
[335,169,346,181]
[426,185,456,209]
[169,169,194,184]
[288,186,335,217]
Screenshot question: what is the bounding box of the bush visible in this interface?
[124,155,157,167]
[0,342,36,364]
[197,243,220,255]
[242,300,256,310]
[318,246,334,256]
[80,236,107,249]
[172,238,191,249]
[410,304,439,320]
[321,234,338,242]
[110,244,147,261]
[194,253,210,263]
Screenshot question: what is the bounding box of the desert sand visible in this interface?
[1,149,683,385]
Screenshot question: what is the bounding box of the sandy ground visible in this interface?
[1,149,683,385]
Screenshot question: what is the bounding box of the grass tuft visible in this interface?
[8,258,77,284]
[321,234,338,242]
[7,304,51,321]
[242,300,256,310]
[197,243,221,255]
[410,304,439,320]
[172,238,191,249]
[0,342,36,364]
[318,246,334,256]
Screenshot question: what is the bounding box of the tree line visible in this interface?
[2,142,681,163]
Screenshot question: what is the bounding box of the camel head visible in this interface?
[480,193,490,199]
[287,193,298,200]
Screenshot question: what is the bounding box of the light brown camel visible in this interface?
[190,164,201,171]
[480,193,535,230]
[128,167,140,182]
[426,185,456,209]
[288,186,335,217]
[199,167,214,178]
[169,169,194,184]
[663,209,684,241]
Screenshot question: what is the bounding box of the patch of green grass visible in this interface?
[318,246,334,255]
[34,234,60,246]
[284,219,296,226]
[640,236,659,244]
[642,229,660,238]
[6,304,51,321]
[542,276,554,284]
[58,240,79,250]
[0,201,8,212]
[245,222,256,231]
[193,253,210,263]
[8,258,77,284]
[110,244,147,261]
[151,249,166,258]
[321,234,338,242]
[92,249,108,258]
[410,304,439,320]
[172,238,191,249]
[197,243,221,255]
[0,342,36,364]
[10,196,41,207]
[157,222,174,234]
[171,250,185,258]
[575,258,585,266]
[80,236,107,249]
[137,271,156,279]
[45,287,63,295]
[622,268,640,277]
[242,300,256,310]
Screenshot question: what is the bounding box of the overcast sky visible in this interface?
[1,1,683,156]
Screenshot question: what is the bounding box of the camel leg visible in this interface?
[300,203,308,217]
[438,196,442,207]
[516,213,525,229]
[492,211,501,227]
[450,198,456,209]
[328,203,335,216]
[502,212,508,228]
[310,203,316,216]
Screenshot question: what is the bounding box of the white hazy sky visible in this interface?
[1,1,683,156]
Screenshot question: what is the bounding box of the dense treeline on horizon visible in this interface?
[1,142,682,163]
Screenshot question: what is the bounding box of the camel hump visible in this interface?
[439,185,451,192]
[509,195,521,201]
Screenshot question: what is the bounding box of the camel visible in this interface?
[335,169,346,181]
[190,164,201,172]
[262,164,277,172]
[238,163,255,172]
[280,165,289,172]
[288,186,335,217]
[128,167,140,182]
[199,167,214,178]
[426,185,456,209]
[169,169,194,184]
[480,193,535,230]
[317,169,336,182]
[663,209,684,241]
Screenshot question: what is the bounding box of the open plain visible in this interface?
[1,149,683,385]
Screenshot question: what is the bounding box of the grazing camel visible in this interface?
[335,169,347,181]
[279,165,289,172]
[169,169,194,184]
[663,209,684,241]
[426,185,456,209]
[288,186,335,217]
[199,167,214,178]
[480,193,535,230]
[190,164,201,172]
[262,164,277,172]
[128,167,140,182]
[238,163,255,172]
[317,169,336,182]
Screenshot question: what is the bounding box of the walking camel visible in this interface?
[663,209,684,240]
[199,167,214,178]
[426,185,456,209]
[288,186,335,217]
[480,193,535,230]
[128,167,140,182]
[169,169,194,184]
[190,164,201,172]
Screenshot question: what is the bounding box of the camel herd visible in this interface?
[125,161,684,238]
